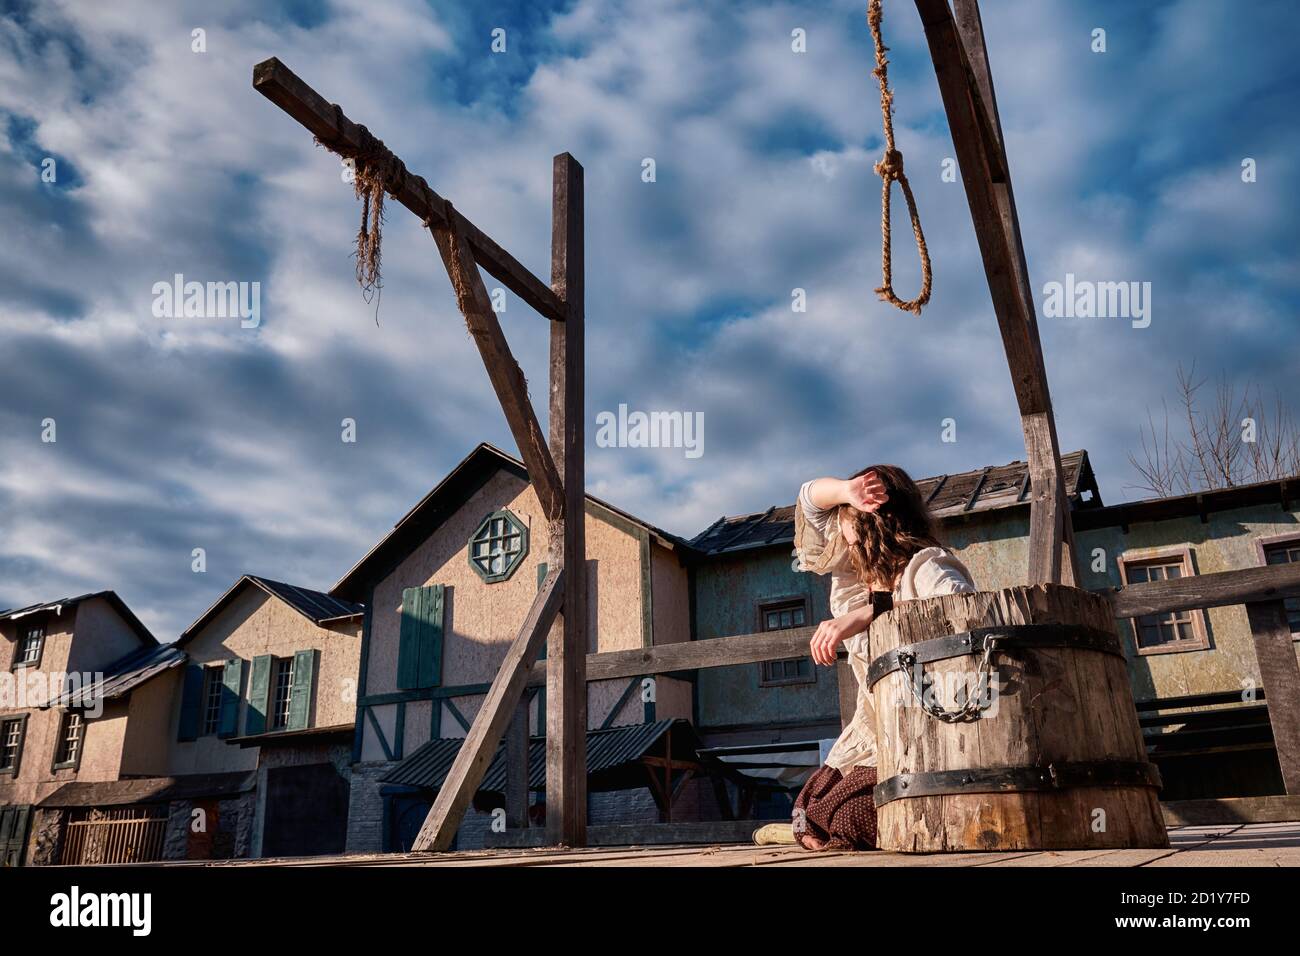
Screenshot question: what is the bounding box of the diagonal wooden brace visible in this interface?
[428,213,565,522]
[412,566,565,852]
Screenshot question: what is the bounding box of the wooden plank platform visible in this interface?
[151,822,1300,868]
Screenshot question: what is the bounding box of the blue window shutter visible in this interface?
[217,658,243,738]
[245,655,273,736]
[287,649,316,730]
[177,664,204,741]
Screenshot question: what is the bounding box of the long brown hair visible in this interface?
[841,464,940,591]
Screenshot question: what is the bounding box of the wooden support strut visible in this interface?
[429,214,564,521]
[412,567,564,852]
[252,58,567,324]
[914,0,1076,585]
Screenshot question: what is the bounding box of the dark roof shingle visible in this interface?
[0,590,157,646]
[46,643,186,708]
[179,575,363,645]
[690,451,1097,556]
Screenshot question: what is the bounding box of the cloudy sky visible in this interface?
[1,0,1297,638]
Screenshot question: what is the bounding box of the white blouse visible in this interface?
[794,481,975,769]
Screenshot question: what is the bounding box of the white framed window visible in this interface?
[1118,548,1210,654]
[200,666,225,736]
[758,597,815,687]
[0,716,26,774]
[53,711,83,769]
[1257,534,1300,638]
[15,625,44,667]
[270,657,295,731]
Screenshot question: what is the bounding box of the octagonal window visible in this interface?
[468,509,529,583]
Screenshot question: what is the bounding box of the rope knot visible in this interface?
[874,148,904,180]
[867,0,931,316]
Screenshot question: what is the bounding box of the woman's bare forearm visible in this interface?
[806,477,851,511]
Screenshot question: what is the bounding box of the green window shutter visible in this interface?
[177,664,205,741]
[417,585,444,689]
[396,586,423,690]
[287,649,317,731]
[217,658,243,738]
[245,655,273,736]
[397,585,445,690]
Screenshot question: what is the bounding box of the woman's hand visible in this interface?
[844,470,888,513]
[809,605,874,666]
[806,473,888,513]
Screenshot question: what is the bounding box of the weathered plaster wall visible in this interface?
[118,667,180,777]
[65,597,145,673]
[694,548,838,735]
[166,586,361,776]
[360,471,679,763]
[1074,503,1300,702]
[0,599,146,807]
[940,512,1031,591]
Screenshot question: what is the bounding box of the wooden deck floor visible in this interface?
[187,822,1300,868]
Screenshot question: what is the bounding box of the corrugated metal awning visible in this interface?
[380,719,702,794]
[45,644,186,709]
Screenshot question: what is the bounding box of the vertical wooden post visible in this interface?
[1246,600,1300,794]
[918,0,1078,585]
[504,698,530,829]
[951,0,1078,587]
[546,152,588,846]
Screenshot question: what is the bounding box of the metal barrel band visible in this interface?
[872,759,1164,808]
[865,623,1123,691]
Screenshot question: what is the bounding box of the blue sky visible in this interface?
[1,0,1297,637]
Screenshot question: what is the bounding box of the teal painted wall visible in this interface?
[692,502,1300,734]
[693,548,837,732]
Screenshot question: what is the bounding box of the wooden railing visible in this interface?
[526,562,1300,684]
[507,561,1300,819]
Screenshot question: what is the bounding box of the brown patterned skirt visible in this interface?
[793,765,879,851]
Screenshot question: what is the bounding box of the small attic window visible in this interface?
[468,509,529,583]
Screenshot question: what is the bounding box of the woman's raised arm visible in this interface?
[805,472,889,513]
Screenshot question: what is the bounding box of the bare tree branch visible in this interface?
[1126,363,1300,497]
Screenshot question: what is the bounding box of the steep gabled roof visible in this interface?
[690,450,1099,556]
[0,591,157,646]
[178,575,363,646]
[331,442,690,602]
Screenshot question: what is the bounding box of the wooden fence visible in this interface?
[60,806,168,865]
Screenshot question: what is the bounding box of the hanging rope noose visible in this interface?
[868,0,932,316]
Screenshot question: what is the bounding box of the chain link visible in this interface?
[897,634,999,723]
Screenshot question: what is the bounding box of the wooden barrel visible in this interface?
[868,584,1168,852]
